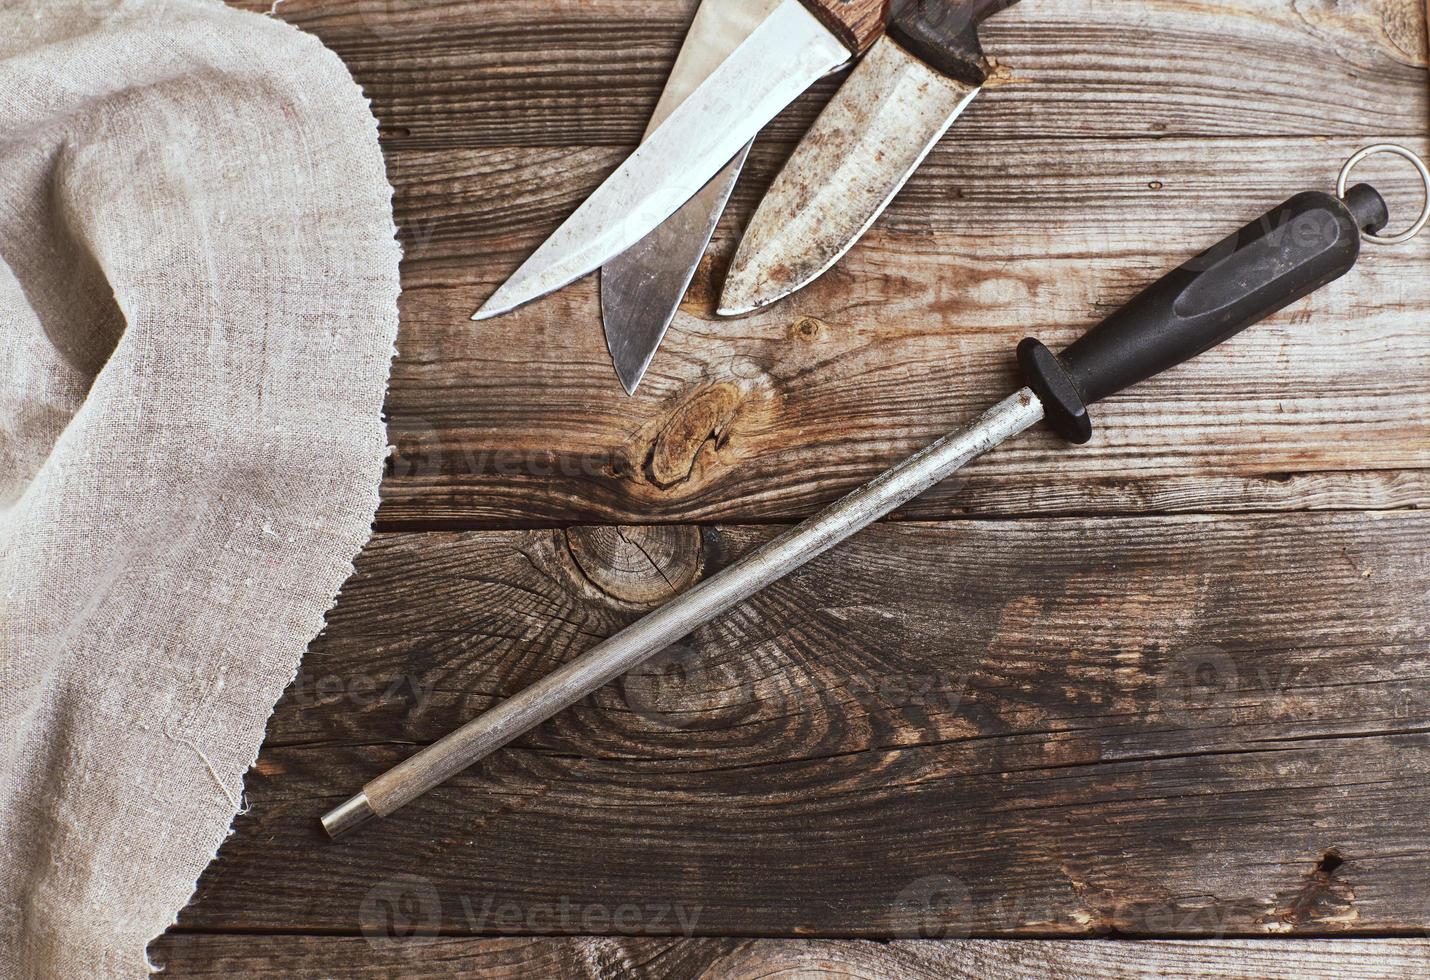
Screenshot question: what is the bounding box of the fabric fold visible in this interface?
[0,1,401,975]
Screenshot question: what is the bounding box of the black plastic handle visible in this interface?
[1019,184,1390,444]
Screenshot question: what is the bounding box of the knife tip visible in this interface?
[614,361,647,396]
[715,278,773,319]
[472,287,520,322]
[715,296,764,318]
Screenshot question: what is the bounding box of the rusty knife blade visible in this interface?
[600,0,782,395]
[718,34,980,316]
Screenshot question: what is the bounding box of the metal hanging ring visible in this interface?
[1337,144,1430,246]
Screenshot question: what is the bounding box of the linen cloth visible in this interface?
[0,0,400,975]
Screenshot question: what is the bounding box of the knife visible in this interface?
[718,0,1021,316]
[472,0,892,322]
[600,0,783,395]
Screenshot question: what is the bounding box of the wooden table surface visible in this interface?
[153,0,1430,975]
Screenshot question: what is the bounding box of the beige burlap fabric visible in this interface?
[0,1,400,975]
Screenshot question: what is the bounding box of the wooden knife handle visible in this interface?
[800,0,892,54]
[888,0,1022,85]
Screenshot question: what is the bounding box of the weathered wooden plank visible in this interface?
[174,2,1430,973]
[231,1,1430,527]
[389,137,1430,283]
[146,934,1430,979]
[239,0,1427,147]
[172,513,1430,936]
[378,133,1430,527]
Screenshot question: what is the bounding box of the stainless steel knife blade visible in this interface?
[600,0,782,395]
[719,35,979,316]
[718,0,1023,316]
[472,0,853,323]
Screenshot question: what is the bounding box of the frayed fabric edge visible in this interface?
[136,2,404,974]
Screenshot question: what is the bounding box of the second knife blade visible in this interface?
[601,0,782,395]
[718,0,1022,316]
[718,34,980,316]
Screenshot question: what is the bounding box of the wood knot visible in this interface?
[1258,848,1359,932]
[642,382,744,490]
[788,316,827,342]
[564,525,702,607]
[1379,0,1427,65]
[1293,0,1425,67]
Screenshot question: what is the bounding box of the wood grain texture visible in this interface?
[378,137,1430,528]
[181,1,1430,974]
[170,514,1430,936]
[802,0,891,53]
[220,0,1430,529]
[234,0,1428,147]
[147,935,1430,979]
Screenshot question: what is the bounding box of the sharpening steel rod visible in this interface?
[323,172,1414,838]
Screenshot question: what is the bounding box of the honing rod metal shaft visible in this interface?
[324,181,1394,838]
[322,389,1044,837]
